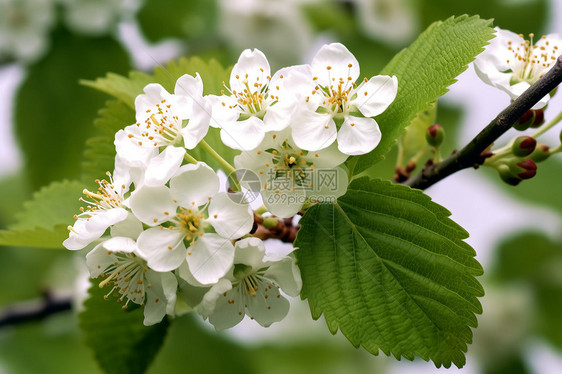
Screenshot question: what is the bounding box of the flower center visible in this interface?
[98,252,148,309]
[506,33,560,83]
[307,64,358,116]
[221,69,276,118]
[77,172,125,219]
[129,99,182,147]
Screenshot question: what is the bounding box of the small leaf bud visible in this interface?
[511,136,536,157]
[425,124,444,147]
[530,144,550,163]
[513,110,535,131]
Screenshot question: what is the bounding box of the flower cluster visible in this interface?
[65,43,398,328]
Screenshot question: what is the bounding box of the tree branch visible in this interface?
[405,55,562,190]
[0,291,72,328]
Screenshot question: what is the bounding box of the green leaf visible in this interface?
[80,280,169,374]
[15,27,130,190]
[0,180,84,249]
[295,178,483,368]
[354,15,494,174]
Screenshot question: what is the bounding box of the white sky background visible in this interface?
[0,0,561,372]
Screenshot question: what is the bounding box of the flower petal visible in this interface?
[353,75,398,117]
[264,257,302,297]
[175,73,204,99]
[85,242,115,278]
[337,115,382,155]
[291,110,337,151]
[187,233,235,285]
[230,49,271,94]
[207,94,239,129]
[207,192,254,239]
[143,270,178,326]
[311,43,360,86]
[136,227,186,271]
[110,212,144,239]
[102,236,137,253]
[262,185,306,218]
[205,280,246,330]
[142,146,185,187]
[129,185,176,226]
[63,207,129,250]
[247,280,290,327]
[170,162,220,207]
[220,116,265,151]
[233,237,266,270]
[182,95,212,149]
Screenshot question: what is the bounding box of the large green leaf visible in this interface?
[15,27,130,190]
[79,280,169,374]
[354,15,494,174]
[0,180,84,249]
[295,178,483,368]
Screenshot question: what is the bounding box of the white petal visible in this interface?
[311,43,360,87]
[247,280,290,327]
[207,94,239,129]
[230,49,271,94]
[353,75,398,117]
[142,146,185,187]
[264,257,302,297]
[220,116,265,151]
[129,185,176,226]
[291,110,337,151]
[170,162,220,207]
[110,213,143,239]
[63,208,129,250]
[85,242,115,278]
[207,193,254,239]
[262,186,306,218]
[175,73,204,98]
[136,227,186,271]
[102,236,137,253]
[337,115,382,155]
[308,167,349,202]
[507,82,549,109]
[114,129,156,167]
[262,104,292,132]
[307,141,349,168]
[198,278,233,318]
[205,281,246,330]
[182,96,212,149]
[187,233,235,285]
[233,237,266,270]
[143,270,178,326]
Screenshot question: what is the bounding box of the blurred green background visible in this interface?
[0,0,561,373]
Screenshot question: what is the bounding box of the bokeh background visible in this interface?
[0,0,561,373]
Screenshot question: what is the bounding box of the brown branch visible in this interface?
[0,291,72,328]
[405,55,562,190]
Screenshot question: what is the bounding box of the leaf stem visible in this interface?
[183,152,198,164]
[198,140,240,191]
[405,56,562,190]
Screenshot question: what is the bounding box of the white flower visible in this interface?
[0,0,55,62]
[59,0,125,35]
[128,162,254,285]
[474,28,561,109]
[85,217,178,326]
[235,129,349,218]
[115,74,211,167]
[207,49,307,151]
[352,0,418,46]
[217,0,314,67]
[291,43,398,155]
[198,237,301,330]
[64,172,129,250]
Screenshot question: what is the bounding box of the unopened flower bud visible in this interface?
[530,109,544,128]
[425,124,444,147]
[513,110,535,131]
[530,144,550,163]
[510,158,537,180]
[511,136,536,157]
[498,165,521,186]
[262,216,280,229]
